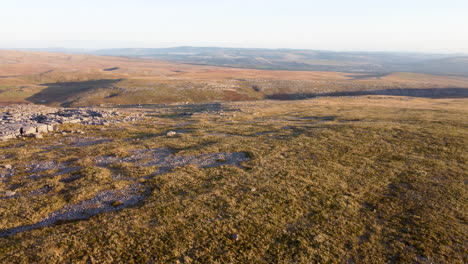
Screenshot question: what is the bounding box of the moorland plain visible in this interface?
[0,50,467,263]
[0,96,467,263]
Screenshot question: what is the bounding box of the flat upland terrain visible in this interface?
[1,50,468,107]
[1,96,466,263]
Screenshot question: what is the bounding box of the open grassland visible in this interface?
[0,96,466,263]
[1,50,468,106]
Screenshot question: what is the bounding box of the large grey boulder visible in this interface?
[20,126,37,135]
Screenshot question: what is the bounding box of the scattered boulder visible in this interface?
[37,124,48,133]
[166,131,177,137]
[5,191,16,197]
[0,104,143,141]
[21,126,36,135]
[68,119,81,124]
[1,164,12,170]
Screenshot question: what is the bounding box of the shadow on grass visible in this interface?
[267,88,468,100]
[26,79,122,106]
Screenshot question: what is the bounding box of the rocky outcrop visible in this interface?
[0,104,142,141]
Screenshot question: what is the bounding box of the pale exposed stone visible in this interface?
[1,104,142,141]
[2,164,12,169]
[5,191,16,197]
[0,134,16,141]
[21,126,37,135]
[68,119,81,124]
[166,131,177,137]
[37,124,48,133]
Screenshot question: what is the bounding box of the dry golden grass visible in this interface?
[0,96,466,263]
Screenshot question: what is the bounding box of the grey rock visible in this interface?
[37,124,48,133]
[1,104,142,142]
[5,191,16,197]
[166,131,177,137]
[0,134,16,141]
[21,126,37,135]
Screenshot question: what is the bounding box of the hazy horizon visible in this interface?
[2,43,468,56]
[2,0,468,53]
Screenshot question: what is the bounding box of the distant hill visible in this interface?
[17,47,91,54]
[92,47,468,76]
[401,57,468,76]
[1,50,468,107]
[6,47,468,76]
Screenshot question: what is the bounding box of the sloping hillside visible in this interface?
[1,50,468,107]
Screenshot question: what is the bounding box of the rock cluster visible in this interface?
[0,104,141,141]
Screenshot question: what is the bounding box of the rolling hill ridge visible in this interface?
[1,50,468,107]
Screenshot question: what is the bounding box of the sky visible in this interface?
[1,0,467,53]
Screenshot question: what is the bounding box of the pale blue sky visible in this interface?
[1,0,467,53]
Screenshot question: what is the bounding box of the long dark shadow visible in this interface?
[266,88,468,100]
[26,79,123,106]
